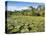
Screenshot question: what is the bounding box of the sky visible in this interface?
[6,1,44,11]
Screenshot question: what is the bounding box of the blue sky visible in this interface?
[6,1,44,11]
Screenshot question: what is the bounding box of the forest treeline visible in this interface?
[6,4,45,17]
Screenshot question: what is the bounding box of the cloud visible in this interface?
[15,6,30,11]
[7,6,30,11]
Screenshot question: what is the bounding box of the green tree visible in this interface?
[29,6,36,16]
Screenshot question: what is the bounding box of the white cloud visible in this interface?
[7,6,30,11]
[15,7,30,11]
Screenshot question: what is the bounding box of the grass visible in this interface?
[7,15,45,33]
